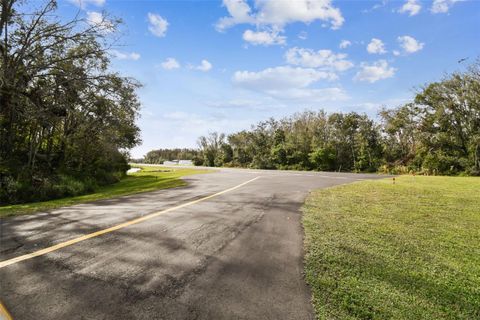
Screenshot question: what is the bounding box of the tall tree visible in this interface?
[413,66,480,174]
[0,0,141,204]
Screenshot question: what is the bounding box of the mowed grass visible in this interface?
[302,176,480,320]
[0,166,210,218]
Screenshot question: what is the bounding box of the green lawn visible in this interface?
[0,166,210,218]
[302,176,480,320]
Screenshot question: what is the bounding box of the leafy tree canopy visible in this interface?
[0,0,141,204]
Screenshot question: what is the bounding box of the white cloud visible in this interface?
[160,58,180,70]
[399,0,422,16]
[339,40,351,49]
[86,11,114,33]
[393,50,401,56]
[191,60,213,72]
[216,0,256,31]
[70,0,105,9]
[233,66,337,91]
[397,35,424,53]
[163,111,201,121]
[111,50,140,61]
[431,0,464,13]
[298,31,308,40]
[354,60,396,83]
[148,13,168,37]
[367,38,387,54]
[242,29,286,46]
[255,0,344,29]
[216,0,344,31]
[285,47,353,71]
[344,97,411,115]
[362,0,388,13]
[86,11,103,25]
[206,98,286,110]
[232,66,346,102]
[156,111,253,141]
[267,87,348,101]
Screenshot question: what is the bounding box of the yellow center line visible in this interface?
[0,176,261,269]
[0,301,13,320]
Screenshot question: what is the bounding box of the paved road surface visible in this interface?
[0,168,386,319]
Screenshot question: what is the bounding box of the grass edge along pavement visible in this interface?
[302,175,480,320]
[0,166,210,218]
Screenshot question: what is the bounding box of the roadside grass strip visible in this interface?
[303,175,480,320]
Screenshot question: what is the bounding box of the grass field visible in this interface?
[302,176,480,320]
[0,166,210,218]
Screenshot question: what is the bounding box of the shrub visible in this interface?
[0,174,103,205]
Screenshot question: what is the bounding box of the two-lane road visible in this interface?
[0,168,386,319]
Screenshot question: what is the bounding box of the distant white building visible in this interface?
[163,160,193,166]
[127,167,141,174]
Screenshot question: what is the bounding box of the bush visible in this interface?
[0,176,22,204]
[192,156,204,166]
[421,152,464,175]
[0,174,102,206]
[309,147,336,171]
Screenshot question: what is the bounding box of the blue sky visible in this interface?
[59,0,480,157]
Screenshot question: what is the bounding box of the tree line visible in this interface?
[0,0,141,204]
[140,148,199,164]
[191,63,480,175]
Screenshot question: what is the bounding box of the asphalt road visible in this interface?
[0,168,386,320]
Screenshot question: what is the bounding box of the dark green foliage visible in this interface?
[195,111,388,172]
[309,147,336,171]
[379,62,480,175]
[194,132,229,167]
[143,148,199,164]
[0,0,141,204]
